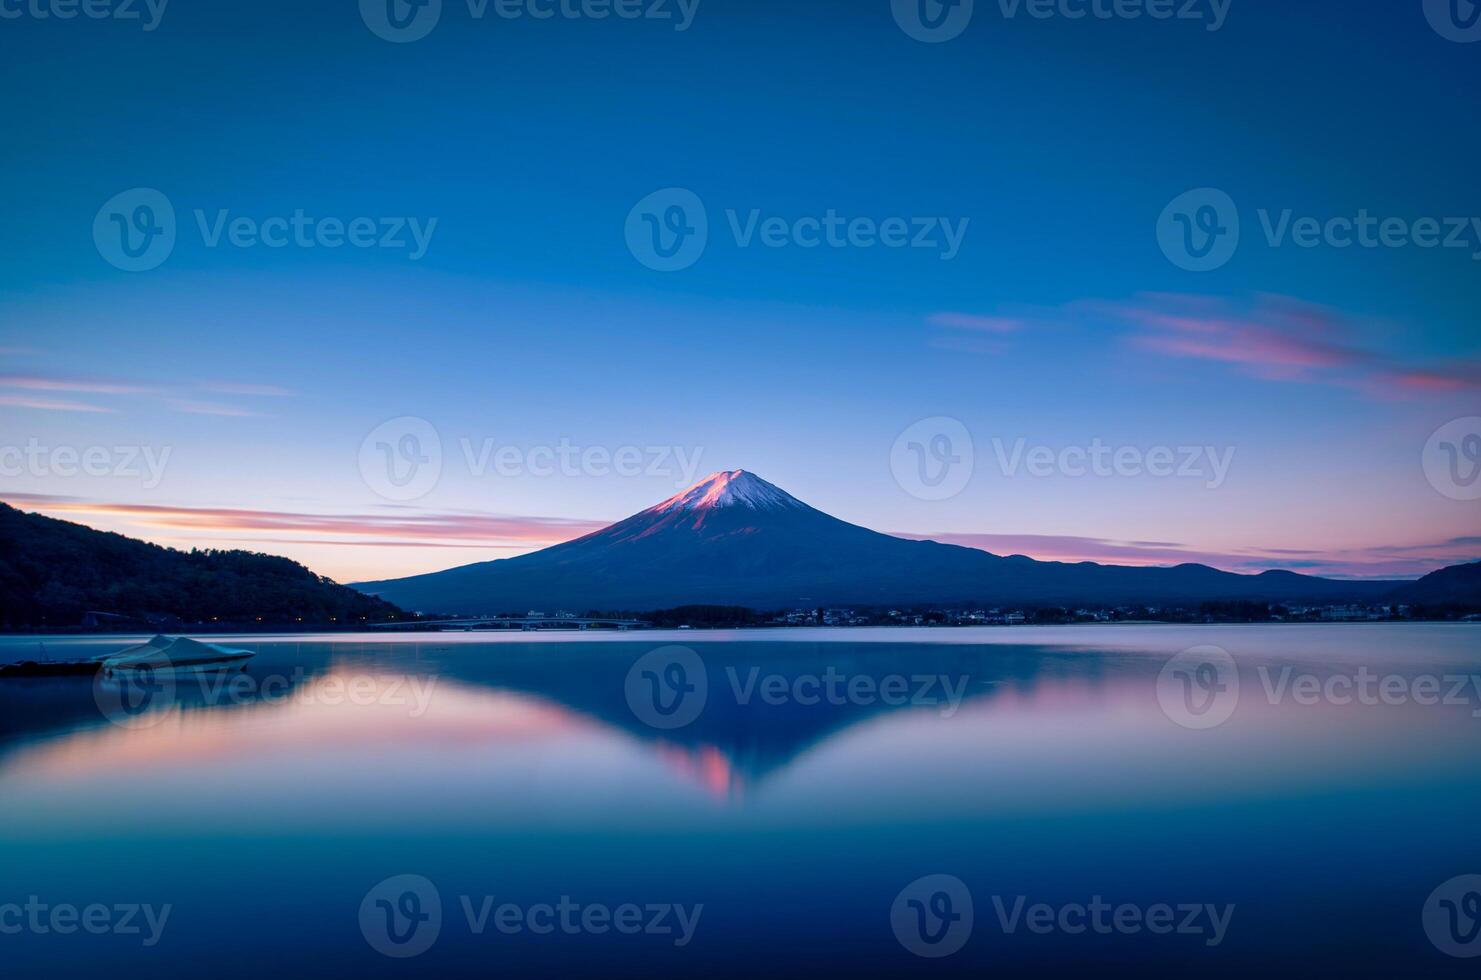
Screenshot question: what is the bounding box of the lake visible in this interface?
[1,625,1479,977]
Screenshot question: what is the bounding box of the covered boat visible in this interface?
[102,635,255,677]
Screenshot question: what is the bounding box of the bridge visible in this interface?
[370,616,651,631]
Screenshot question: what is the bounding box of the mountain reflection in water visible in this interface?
[1,627,1479,979]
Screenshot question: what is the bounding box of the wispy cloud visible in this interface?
[0,374,158,395]
[2,495,605,550]
[1120,294,1481,396]
[0,371,293,416]
[899,530,1479,579]
[926,310,1030,355]
[0,394,115,413]
[928,293,1481,398]
[211,537,524,549]
[1378,365,1481,393]
[929,312,1025,333]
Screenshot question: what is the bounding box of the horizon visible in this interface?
[3,1,1479,585]
[2,466,1469,585]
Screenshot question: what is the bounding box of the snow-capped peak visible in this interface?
[650,470,807,513]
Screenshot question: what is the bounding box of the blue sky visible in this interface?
[2,0,1478,582]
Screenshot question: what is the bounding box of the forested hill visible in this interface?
[0,502,403,629]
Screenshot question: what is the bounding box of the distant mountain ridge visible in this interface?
[1389,561,1481,607]
[354,470,1480,614]
[0,502,402,628]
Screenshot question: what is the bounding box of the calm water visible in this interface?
[1,625,1479,978]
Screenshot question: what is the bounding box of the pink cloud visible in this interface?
[1117,295,1374,383]
[1118,294,1481,396]
[1371,364,1481,394]
[897,530,1479,580]
[1130,320,1359,372]
[2,495,606,550]
[0,372,292,413]
[0,394,115,413]
[929,312,1025,333]
[941,292,1481,398]
[207,537,526,550]
[0,374,157,395]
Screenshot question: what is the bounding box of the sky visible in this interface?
[1,0,1478,583]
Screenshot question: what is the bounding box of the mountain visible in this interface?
[0,502,402,628]
[1389,560,1481,608]
[354,470,1424,614]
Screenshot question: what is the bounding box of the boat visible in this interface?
[101,635,255,678]
[0,639,107,678]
